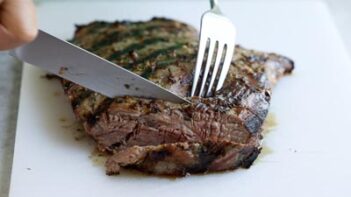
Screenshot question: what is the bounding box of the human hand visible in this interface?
[0,0,37,50]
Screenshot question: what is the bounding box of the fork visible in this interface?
[190,0,236,97]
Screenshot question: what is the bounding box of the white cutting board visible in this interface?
[9,1,351,197]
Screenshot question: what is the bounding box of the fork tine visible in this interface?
[215,44,235,91]
[206,42,224,96]
[198,39,216,97]
[191,37,209,97]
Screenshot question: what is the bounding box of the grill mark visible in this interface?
[139,52,196,79]
[232,105,265,135]
[89,24,164,51]
[187,143,221,173]
[155,59,177,68]
[89,20,190,53]
[127,43,185,71]
[106,37,168,61]
[86,98,114,126]
[60,18,295,176]
[141,67,153,79]
[155,53,197,70]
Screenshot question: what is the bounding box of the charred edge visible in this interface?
[241,109,265,134]
[187,144,221,173]
[150,17,189,24]
[74,21,109,34]
[62,81,74,93]
[86,21,110,34]
[239,147,261,169]
[285,58,295,74]
[73,24,88,35]
[44,74,60,80]
[109,17,177,26]
[148,149,171,161]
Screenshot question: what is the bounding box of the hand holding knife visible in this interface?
[10,30,189,103]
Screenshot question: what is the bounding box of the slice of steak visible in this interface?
[106,141,260,176]
[62,17,294,176]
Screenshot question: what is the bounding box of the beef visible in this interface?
[63,17,294,176]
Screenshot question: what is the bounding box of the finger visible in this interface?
[0,0,37,50]
[0,26,22,50]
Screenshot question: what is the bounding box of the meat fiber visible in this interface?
[62,17,294,176]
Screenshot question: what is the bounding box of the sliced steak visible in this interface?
[62,17,294,176]
[106,141,260,175]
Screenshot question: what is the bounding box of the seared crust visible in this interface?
[62,18,294,176]
[106,141,261,176]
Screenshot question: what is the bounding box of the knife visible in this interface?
[10,30,189,103]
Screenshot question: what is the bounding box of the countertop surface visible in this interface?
[0,0,350,196]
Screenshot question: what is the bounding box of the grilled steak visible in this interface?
[63,17,294,176]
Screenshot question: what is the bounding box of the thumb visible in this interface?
[0,0,37,50]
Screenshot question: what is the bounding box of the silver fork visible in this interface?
[191,0,236,97]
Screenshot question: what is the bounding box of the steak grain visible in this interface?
[62,18,294,176]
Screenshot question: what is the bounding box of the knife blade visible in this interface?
[10,30,189,103]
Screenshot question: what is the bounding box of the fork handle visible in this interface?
[210,0,219,9]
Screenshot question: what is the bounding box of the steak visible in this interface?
[63,17,294,176]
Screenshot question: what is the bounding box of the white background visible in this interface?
[8,1,351,197]
[1,0,351,197]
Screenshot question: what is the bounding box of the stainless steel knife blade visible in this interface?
[10,30,189,103]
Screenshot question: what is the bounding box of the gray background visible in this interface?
[0,0,350,196]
